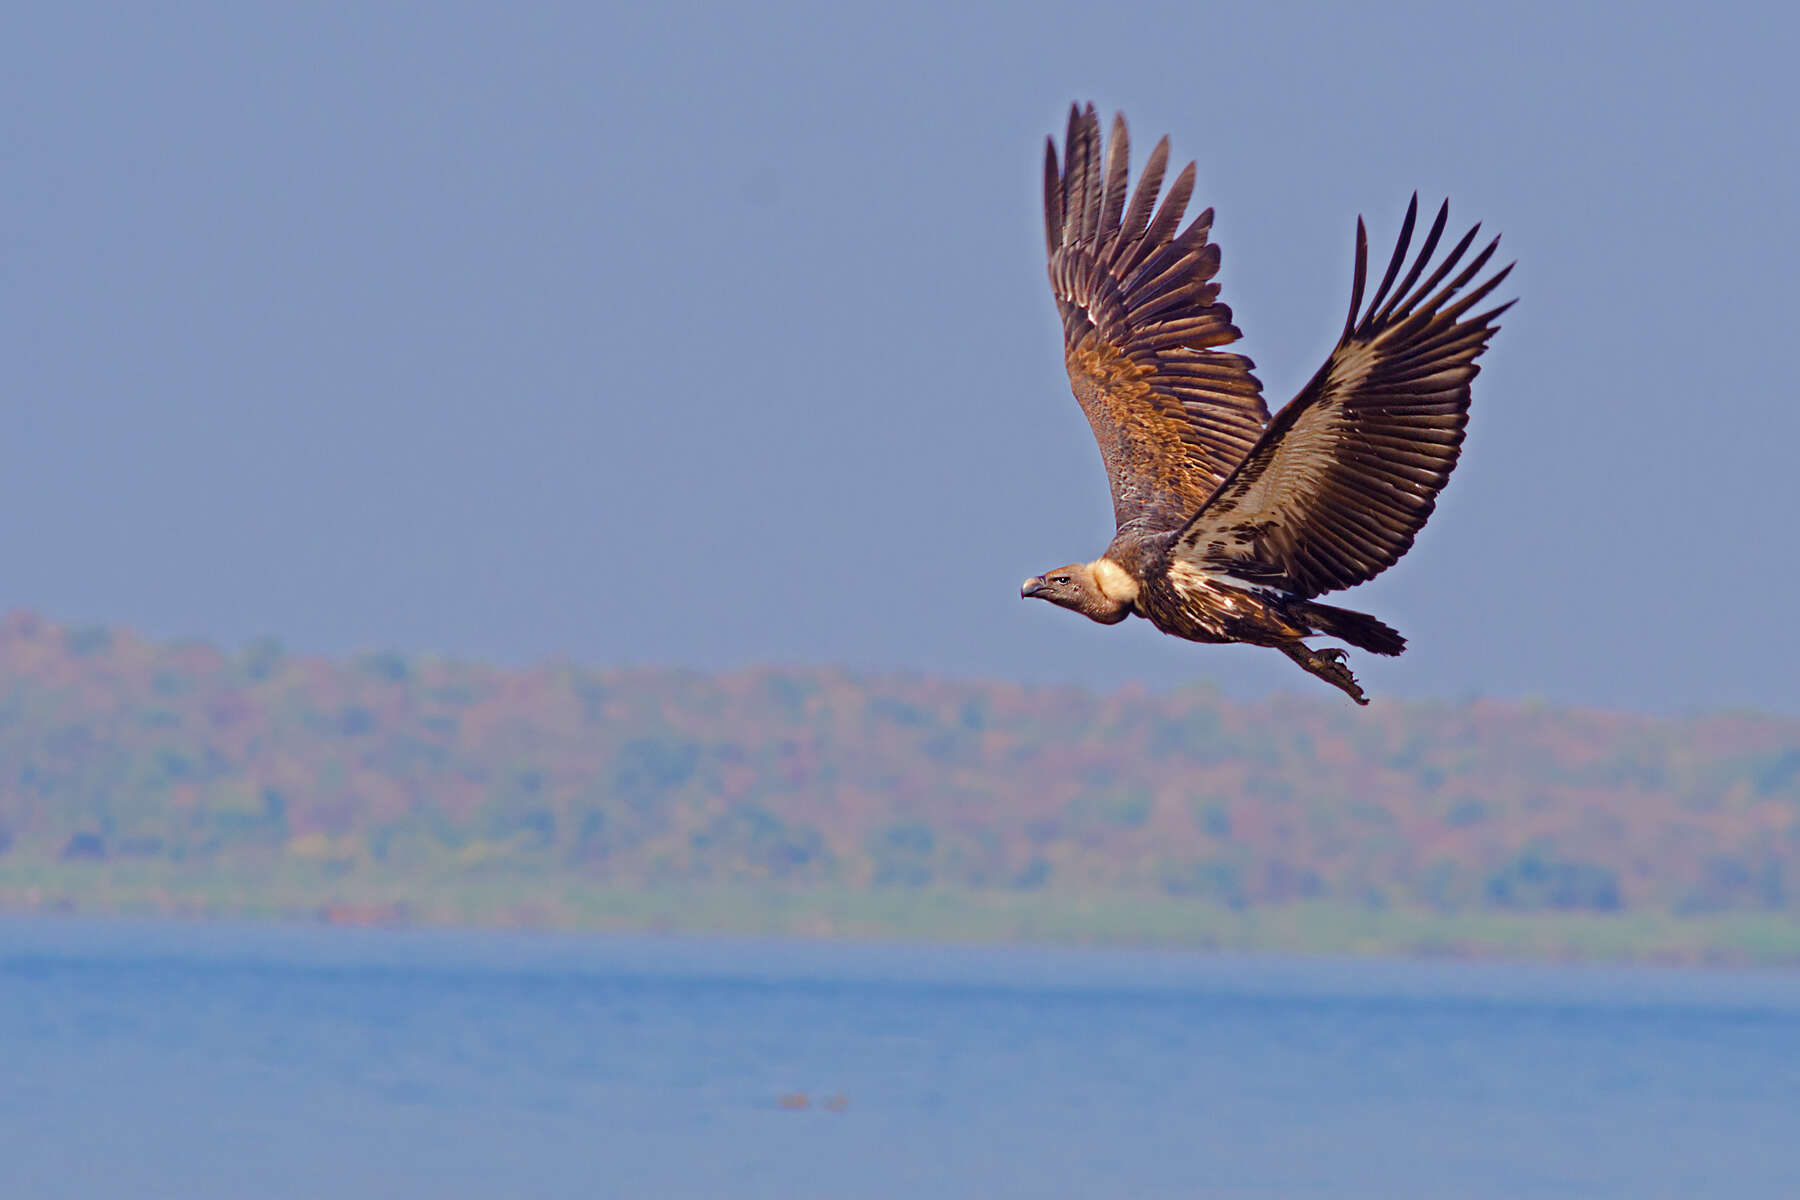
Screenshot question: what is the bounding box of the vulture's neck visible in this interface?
[1090,557,1140,606]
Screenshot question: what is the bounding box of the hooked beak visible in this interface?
[1020,576,1045,598]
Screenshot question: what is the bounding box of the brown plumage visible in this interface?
[1021,104,1513,704]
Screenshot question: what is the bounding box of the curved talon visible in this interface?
[1278,641,1369,705]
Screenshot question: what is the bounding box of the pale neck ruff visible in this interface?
[1089,557,1140,604]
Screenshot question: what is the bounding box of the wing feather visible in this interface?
[1115,137,1168,252]
[1046,106,1268,531]
[1168,197,1513,598]
[1098,113,1131,239]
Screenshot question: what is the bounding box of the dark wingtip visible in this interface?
[1345,217,1370,337]
[1363,194,1419,321]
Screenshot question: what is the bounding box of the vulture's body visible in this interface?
[1021,105,1512,704]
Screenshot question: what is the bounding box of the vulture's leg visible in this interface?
[1277,641,1369,706]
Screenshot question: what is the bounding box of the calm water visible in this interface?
[4,919,1799,1199]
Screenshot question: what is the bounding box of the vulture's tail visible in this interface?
[1299,601,1406,657]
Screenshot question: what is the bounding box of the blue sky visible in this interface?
[4,2,1796,712]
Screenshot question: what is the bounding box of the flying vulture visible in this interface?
[1021,104,1512,704]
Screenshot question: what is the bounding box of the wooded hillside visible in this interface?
[3,609,1795,929]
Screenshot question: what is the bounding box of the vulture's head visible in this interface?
[1020,561,1133,625]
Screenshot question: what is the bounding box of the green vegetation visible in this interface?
[0,609,1796,964]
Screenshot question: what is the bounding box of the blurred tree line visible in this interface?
[1,610,1795,915]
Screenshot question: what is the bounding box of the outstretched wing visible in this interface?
[1170,195,1513,598]
[1047,104,1268,533]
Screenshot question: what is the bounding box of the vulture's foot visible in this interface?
[1279,642,1368,705]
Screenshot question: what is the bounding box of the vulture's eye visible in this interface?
[1053,575,1070,585]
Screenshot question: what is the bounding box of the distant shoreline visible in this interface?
[4,860,1796,969]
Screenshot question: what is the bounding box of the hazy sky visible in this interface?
[4,2,1796,713]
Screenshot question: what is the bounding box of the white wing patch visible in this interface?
[1167,559,1245,618]
[1223,338,1377,527]
[1229,400,1342,524]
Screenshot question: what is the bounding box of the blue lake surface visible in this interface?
[4,918,1799,1199]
